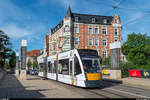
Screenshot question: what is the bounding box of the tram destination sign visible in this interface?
[78,49,98,58]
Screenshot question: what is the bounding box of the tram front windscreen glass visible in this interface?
[78,49,101,73]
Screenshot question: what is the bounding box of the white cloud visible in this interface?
[0,23,33,38]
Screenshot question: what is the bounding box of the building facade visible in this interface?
[49,7,122,57]
[26,49,40,70]
[37,35,49,72]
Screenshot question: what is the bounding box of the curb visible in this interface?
[102,78,123,84]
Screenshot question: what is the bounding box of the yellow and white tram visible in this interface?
[46,49,102,88]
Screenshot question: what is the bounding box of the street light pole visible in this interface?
[15,50,19,77]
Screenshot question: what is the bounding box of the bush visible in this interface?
[120,61,129,78]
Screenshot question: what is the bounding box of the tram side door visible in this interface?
[69,58,73,76]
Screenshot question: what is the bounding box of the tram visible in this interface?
[46,49,102,88]
[37,56,44,77]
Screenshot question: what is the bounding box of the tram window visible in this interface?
[40,63,43,72]
[59,59,69,75]
[74,55,81,75]
[54,61,57,73]
[50,63,52,73]
[70,61,72,75]
[48,61,51,73]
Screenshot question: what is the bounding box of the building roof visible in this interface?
[72,13,113,25]
[27,50,40,57]
[51,7,114,34]
[65,6,72,18]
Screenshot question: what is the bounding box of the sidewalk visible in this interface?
[121,77,150,88]
[103,76,150,88]
[0,74,84,98]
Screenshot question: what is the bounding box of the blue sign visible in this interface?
[140,70,150,78]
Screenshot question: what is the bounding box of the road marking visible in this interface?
[107,88,150,98]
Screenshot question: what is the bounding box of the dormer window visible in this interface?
[65,25,69,32]
[115,19,118,23]
[104,19,107,24]
[92,18,95,23]
[75,17,79,22]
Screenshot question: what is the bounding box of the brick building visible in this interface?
[26,49,40,70]
[49,7,121,57]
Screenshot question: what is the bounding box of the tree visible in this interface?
[9,51,16,68]
[32,60,38,69]
[101,56,111,69]
[0,30,12,68]
[27,59,32,70]
[122,33,150,69]
[32,56,38,69]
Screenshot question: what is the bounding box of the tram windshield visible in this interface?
[78,49,101,73]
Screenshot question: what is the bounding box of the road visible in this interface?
[0,74,150,98]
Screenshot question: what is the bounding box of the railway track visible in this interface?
[34,75,126,98]
[34,75,150,98]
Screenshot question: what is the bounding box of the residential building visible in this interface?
[26,49,40,70]
[49,6,122,57]
[37,35,49,72]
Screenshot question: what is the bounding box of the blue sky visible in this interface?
[0,0,150,53]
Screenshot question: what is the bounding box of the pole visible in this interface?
[15,50,19,76]
[56,53,58,81]
[16,50,19,70]
[20,40,27,80]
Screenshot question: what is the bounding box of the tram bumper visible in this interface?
[85,80,103,88]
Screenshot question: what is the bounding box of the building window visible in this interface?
[75,37,79,46]
[74,24,79,33]
[102,26,107,35]
[102,50,107,57]
[89,27,92,34]
[114,38,118,42]
[92,18,95,23]
[65,25,69,32]
[75,17,79,22]
[104,19,107,24]
[95,38,99,46]
[94,27,98,34]
[89,38,93,46]
[102,39,107,46]
[114,28,118,35]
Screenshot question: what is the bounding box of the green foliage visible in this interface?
[5,61,9,69]
[27,59,32,69]
[33,58,38,69]
[122,33,150,69]
[102,56,111,69]
[0,30,12,68]
[120,61,129,78]
[9,51,16,68]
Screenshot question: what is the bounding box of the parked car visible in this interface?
[27,70,32,74]
[31,69,38,75]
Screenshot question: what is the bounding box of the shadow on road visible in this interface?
[0,74,45,98]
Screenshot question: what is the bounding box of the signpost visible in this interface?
[56,53,58,81]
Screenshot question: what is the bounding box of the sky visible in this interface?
[0,0,150,53]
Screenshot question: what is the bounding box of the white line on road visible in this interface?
[107,88,150,98]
